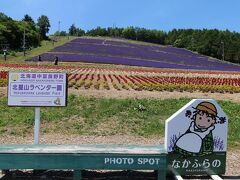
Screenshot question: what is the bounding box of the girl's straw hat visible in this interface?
[195,102,217,116]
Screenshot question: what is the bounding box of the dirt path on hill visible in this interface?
[68,88,240,103]
[2,86,240,102]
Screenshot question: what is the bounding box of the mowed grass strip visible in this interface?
[0,95,239,149]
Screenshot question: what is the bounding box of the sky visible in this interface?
[1,0,240,34]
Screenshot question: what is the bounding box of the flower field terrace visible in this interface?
[1,63,240,93]
[26,37,240,72]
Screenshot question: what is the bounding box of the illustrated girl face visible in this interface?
[195,111,215,129]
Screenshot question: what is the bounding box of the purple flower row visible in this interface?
[71,38,202,56]
[26,52,240,71]
[25,38,240,71]
[51,43,199,64]
[50,42,236,69]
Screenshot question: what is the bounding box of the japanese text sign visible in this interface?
[165,99,228,175]
[8,72,67,107]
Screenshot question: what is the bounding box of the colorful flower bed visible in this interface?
[0,71,8,87]
[1,63,240,93]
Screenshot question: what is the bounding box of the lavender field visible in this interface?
[26,38,240,71]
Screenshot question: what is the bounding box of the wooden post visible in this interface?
[73,170,81,180]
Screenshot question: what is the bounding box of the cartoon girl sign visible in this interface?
[165,99,228,157]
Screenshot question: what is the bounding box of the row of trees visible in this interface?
[68,25,240,64]
[68,25,166,45]
[0,12,50,51]
[1,11,240,64]
[166,29,240,63]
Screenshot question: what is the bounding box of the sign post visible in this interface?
[3,49,7,61]
[34,107,41,144]
[8,72,68,144]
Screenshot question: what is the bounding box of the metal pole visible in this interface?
[58,21,61,33]
[34,107,41,144]
[222,42,224,61]
[23,26,26,56]
[3,50,6,61]
[58,21,61,40]
[221,41,224,61]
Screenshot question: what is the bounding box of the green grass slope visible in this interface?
[0,95,239,149]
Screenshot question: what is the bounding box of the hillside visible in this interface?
[26,37,240,72]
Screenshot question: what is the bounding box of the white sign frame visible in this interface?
[8,72,68,107]
[165,99,228,153]
[165,99,228,175]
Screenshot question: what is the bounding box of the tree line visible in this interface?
[0,12,50,52]
[68,25,240,64]
[1,11,240,64]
